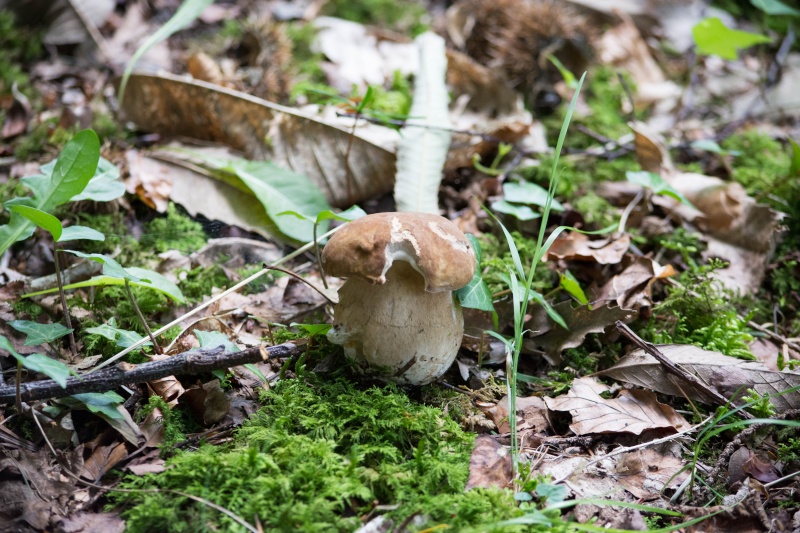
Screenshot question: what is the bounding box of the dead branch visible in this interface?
[0,341,302,404]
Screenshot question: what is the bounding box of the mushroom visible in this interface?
[322,212,476,385]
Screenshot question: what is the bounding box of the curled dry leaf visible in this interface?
[544,377,689,436]
[80,441,127,482]
[178,379,230,425]
[482,395,550,437]
[600,344,800,413]
[544,232,631,265]
[126,149,172,213]
[592,255,676,310]
[119,72,395,207]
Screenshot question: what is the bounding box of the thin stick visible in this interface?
[615,321,753,419]
[124,278,163,355]
[263,265,336,305]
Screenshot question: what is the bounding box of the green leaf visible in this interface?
[0,335,72,388]
[751,0,800,15]
[559,270,589,306]
[626,171,695,207]
[692,17,771,60]
[9,205,63,241]
[789,139,800,176]
[279,205,367,225]
[291,323,332,336]
[227,159,333,243]
[118,0,215,104]
[71,392,126,419]
[0,130,99,255]
[24,267,185,304]
[690,139,727,155]
[70,157,125,201]
[547,54,577,89]
[456,234,495,313]
[58,226,106,242]
[195,330,239,352]
[115,329,149,349]
[490,200,541,221]
[85,319,152,348]
[9,320,73,346]
[65,251,141,281]
[503,181,564,211]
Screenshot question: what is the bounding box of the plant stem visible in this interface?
[53,249,78,360]
[124,278,163,355]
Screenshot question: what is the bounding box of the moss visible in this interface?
[10,298,44,320]
[13,118,75,161]
[641,260,754,360]
[516,154,638,202]
[286,22,328,90]
[113,377,523,531]
[0,10,42,94]
[321,0,428,35]
[722,131,792,203]
[178,265,231,303]
[140,203,208,254]
[572,192,617,228]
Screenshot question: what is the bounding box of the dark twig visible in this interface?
[53,250,78,360]
[0,342,302,404]
[615,321,754,419]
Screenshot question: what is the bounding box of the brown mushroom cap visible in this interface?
[322,212,476,292]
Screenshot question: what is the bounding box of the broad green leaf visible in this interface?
[9,320,72,346]
[0,130,99,255]
[24,267,185,304]
[0,335,72,387]
[71,392,125,419]
[227,159,332,243]
[456,234,495,312]
[490,200,541,221]
[692,17,771,60]
[10,205,63,241]
[70,157,125,201]
[394,32,451,213]
[118,0,215,104]
[559,270,589,306]
[503,181,564,211]
[115,329,149,349]
[58,226,106,242]
[65,251,141,281]
[244,363,268,384]
[195,330,239,352]
[751,0,800,15]
[626,171,695,207]
[279,205,367,225]
[690,139,729,155]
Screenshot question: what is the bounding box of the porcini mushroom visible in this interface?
[322,212,476,385]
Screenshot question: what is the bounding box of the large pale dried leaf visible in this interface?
[600,344,800,412]
[544,377,689,436]
[524,301,637,364]
[544,232,630,265]
[592,255,675,310]
[119,72,395,207]
[465,435,512,490]
[126,150,171,212]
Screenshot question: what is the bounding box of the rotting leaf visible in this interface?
[600,344,800,413]
[592,256,675,310]
[544,377,689,436]
[465,435,512,490]
[81,441,128,482]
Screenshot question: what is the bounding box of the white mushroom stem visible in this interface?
[327,261,463,385]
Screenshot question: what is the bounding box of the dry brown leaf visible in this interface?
[55,512,126,533]
[80,441,127,482]
[544,232,630,265]
[524,301,637,364]
[483,395,550,436]
[612,445,689,500]
[187,52,225,86]
[544,377,689,436]
[445,49,518,115]
[465,435,512,490]
[179,379,230,425]
[120,72,395,207]
[125,149,172,213]
[592,255,676,310]
[600,344,800,413]
[1,86,30,139]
